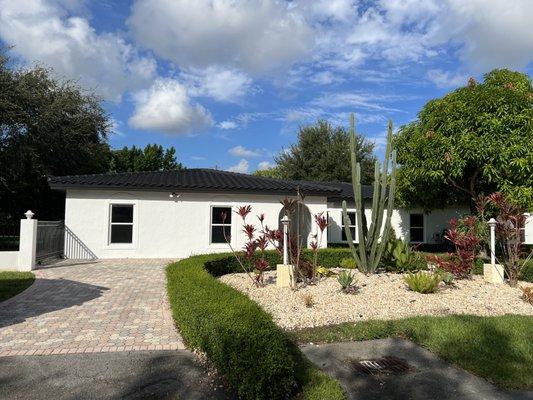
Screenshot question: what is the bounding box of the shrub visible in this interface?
[438,270,455,285]
[166,254,345,400]
[302,293,314,308]
[404,271,440,293]
[203,248,353,277]
[337,270,357,293]
[520,287,533,305]
[340,257,357,269]
[167,256,295,399]
[429,216,482,278]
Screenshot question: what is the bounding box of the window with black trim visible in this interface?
[342,211,356,242]
[409,213,424,243]
[211,206,232,244]
[110,204,134,244]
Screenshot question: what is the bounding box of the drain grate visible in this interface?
[348,356,416,376]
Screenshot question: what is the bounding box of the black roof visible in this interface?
[296,181,373,202]
[48,168,344,197]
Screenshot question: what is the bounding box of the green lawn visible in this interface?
[0,271,35,302]
[292,314,533,390]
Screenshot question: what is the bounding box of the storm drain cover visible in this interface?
[348,356,416,376]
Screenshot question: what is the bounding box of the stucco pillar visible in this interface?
[18,210,38,271]
[484,217,504,284]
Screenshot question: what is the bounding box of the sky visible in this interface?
[1,0,532,174]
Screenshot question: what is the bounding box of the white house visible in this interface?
[47,168,473,260]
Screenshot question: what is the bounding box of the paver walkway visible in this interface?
[0,259,184,356]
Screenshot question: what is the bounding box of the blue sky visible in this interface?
[1,0,532,173]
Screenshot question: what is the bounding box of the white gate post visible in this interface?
[18,210,38,271]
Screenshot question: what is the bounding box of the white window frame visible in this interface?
[409,213,425,244]
[107,202,137,249]
[341,210,358,243]
[210,205,233,245]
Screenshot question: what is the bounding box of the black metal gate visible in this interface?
[36,220,65,262]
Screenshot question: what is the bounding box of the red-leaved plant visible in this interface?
[223,205,271,286]
[309,212,329,280]
[429,216,482,278]
[487,192,531,287]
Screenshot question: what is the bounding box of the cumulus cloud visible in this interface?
[181,66,253,103]
[426,69,467,88]
[217,121,238,130]
[0,0,156,102]
[129,79,213,135]
[227,159,249,174]
[257,161,276,170]
[128,0,313,74]
[228,146,262,158]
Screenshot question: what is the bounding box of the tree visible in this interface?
[110,144,183,172]
[395,69,533,211]
[272,120,375,183]
[0,52,111,222]
[252,166,284,179]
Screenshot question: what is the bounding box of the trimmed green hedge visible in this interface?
[166,253,345,400]
[204,248,353,277]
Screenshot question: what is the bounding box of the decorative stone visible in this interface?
[483,263,505,284]
[276,264,296,288]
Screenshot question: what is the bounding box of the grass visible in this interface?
[0,271,35,302]
[292,314,533,390]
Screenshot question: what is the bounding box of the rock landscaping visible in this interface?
[220,269,533,330]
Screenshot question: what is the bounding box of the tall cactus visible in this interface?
[342,113,397,274]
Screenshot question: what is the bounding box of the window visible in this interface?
[211,206,232,244]
[342,211,356,242]
[409,213,424,243]
[110,204,134,244]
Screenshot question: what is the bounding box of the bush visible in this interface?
[337,270,357,293]
[404,271,440,293]
[204,248,353,277]
[520,286,533,305]
[384,240,427,272]
[166,254,345,400]
[340,257,357,269]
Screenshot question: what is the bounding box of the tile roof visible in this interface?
[48,168,343,197]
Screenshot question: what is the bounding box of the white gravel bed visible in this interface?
[219,269,533,330]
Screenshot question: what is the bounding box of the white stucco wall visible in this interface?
[64,189,328,259]
[525,214,533,245]
[327,203,470,245]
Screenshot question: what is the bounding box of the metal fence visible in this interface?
[0,222,20,251]
[36,220,65,262]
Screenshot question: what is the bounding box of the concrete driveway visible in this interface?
[0,259,184,356]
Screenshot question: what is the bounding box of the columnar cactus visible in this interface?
[342,113,397,273]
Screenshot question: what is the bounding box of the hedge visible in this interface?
[166,252,345,400]
[204,248,353,277]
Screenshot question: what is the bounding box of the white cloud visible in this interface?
[129,79,213,135]
[426,69,467,88]
[128,0,313,74]
[227,159,249,174]
[428,0,533,71]
[0,0,156,102]
[217,121,238,130]
[229,146,262,158]
[181,66,253,102]
[311,92,404,112]
[257,161,276,170]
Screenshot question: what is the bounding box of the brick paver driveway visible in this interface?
[0,259,184,356]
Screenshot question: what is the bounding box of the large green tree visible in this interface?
[395,69,533,211]
[0,53,111,222]
[110,144,183,172]
[265,120,375,183]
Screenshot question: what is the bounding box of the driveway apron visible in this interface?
[0,259,184,356]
